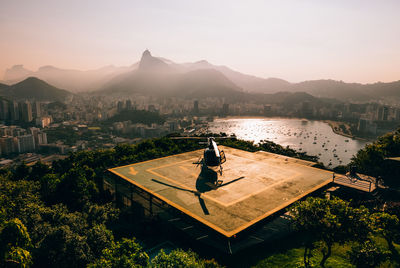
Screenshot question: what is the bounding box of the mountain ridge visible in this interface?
[4,50,400,101]
[0,77,73,101]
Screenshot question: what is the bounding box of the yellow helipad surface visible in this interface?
[109,146,333,237]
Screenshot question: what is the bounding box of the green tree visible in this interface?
[86,224,114,258]
[0,218,32,267]
[39,173,60,204]
[12,163,30,181]
[35,225,92,268]
[0,176,41,222]
[349,240,388,268]
[351,129,400,185]
[30,161,50,181]
[84,203,119,226]
[290,197,371,267]
[371,212,400,258]
[88,238,149,268]
[151,249,222,268]
[57,165,98,210]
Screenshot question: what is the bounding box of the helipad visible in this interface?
[108,146,333,237]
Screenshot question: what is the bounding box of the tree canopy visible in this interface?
[0,132,399,267]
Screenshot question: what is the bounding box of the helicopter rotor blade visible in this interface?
[218,176,246,188]
[151,179,200,195]
[197,196,209,215]
[151,179,209,215]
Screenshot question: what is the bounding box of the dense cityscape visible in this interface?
[0,91,399,170]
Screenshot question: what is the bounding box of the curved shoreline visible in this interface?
[212,116,372,142]
[323,120,371,142]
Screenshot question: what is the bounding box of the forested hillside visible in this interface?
[1,132,399,267]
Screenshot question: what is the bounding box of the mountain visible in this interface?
[138,50,171,73]
[0,77,73,101]
[4,50,400,101]
[0,83,10,97]
[98,50,400,101]
[99,50,242,98]
[175,69,242,98]
[290,80,370,101]
[364,81,400,99]
[3,64,135,92]
[288,80,400,101]
[183,60,291,93]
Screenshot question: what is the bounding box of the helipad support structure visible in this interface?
[108,146,333,239]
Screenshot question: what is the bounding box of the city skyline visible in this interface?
[1,0,400,84]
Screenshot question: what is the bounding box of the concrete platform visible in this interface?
[109,146,333,237]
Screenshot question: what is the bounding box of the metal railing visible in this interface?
[333,174,374,192]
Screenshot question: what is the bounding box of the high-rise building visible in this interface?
[10,101,19,121]
[35,116,52,128]
[17,134,35,153]
[168,121,179,132]
[117,101,124,113]
[0,136,18,155]
[357,118,377,135]
[377,106,389,121]
[38,132,47,145]
[0,100,10,120]
[383,106,389,121]
[33,101,41,118]
[193,100,199,114]
[396,109,400,121]
[30,127,40,148]
[357,118,367,133]
[126,99,132,110]
[19,101,33,122]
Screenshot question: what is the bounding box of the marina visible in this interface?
[207,118,369,167]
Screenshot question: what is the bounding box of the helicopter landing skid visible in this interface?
[205,180,223,190]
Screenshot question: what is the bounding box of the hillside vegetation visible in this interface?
[0,131,399,267]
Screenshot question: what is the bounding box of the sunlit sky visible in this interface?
[1,0,400,83]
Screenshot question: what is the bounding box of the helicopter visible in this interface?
[196,137,226,175]
[170,136,228,175]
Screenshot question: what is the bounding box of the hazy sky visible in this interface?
[1,0,400,83]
